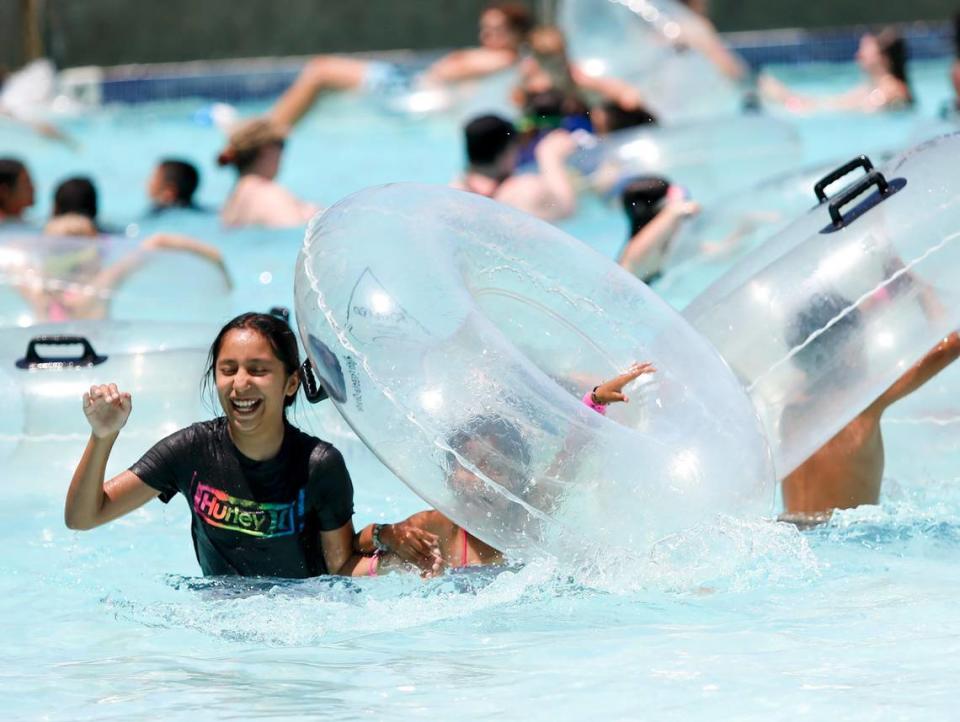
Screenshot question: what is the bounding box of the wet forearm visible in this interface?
[65,432,117,529]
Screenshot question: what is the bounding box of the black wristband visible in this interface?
[372,523,390,553]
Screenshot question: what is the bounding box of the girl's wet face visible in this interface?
[215,328,298,439]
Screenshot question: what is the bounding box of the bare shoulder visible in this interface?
[496,174,546,213]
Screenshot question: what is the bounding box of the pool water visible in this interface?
[3,55,960,720]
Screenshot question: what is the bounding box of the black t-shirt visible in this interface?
[131,418,353,578]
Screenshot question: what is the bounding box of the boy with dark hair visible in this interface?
[455,113,577,221]
[53,176,98,221]
[147,159,202,213]
[0,157,35,222]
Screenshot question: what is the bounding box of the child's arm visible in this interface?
[422,48,515,84]
[873,333,960,412]
[619,201,699,280]
[571,66,646,110]
[142,233,233,289]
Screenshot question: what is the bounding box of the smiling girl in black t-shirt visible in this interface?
[64,312,437,578]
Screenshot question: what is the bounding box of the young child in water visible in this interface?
[347,363,656,576]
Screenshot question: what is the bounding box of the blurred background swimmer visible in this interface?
[0,59,74,145]
[617,176,699,284]
[0,158,35,224]
[146,158,206,216]
[217,117,319,228]
[52,176,99,227]
[677,0,750,82]
[760,27,912,113]
[516,26,651,120]
[269,3,534,128]
[453,113,577,221]
[14,212,231,322]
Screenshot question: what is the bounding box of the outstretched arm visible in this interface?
[422,48,516,84]
[65,384,159,529]
[873,332,960,412]
[270,55,368,128]
[142,233,233,289]
[533,129,577,220]
[619,201,699,281]
[546,362,657,482]
[571,66,645,110]
[328,514,443,577]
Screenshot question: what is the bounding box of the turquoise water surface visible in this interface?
[2,56,959,720]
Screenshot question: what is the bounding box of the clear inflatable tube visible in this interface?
[558,0,743,121]
[654,160,854,306]
[379,68,520,122]
[683,133,960,479]
[0,233,231,326]
[571,116,802,203]
[295,183,774,562]
[0,321,216,472]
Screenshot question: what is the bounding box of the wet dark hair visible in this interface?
[445,414,532,476]
[465,114,517,166]
[53,177,98,220]
[0,158,27,191]
[486,3,535,39]
[599,101,658,133]
[621,176,671,236]
[876,27,911,95]
[158,159,200,205]
[204,312,302,410]
[785,292,863,377]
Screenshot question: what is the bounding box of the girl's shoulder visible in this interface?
[285,424,345,470]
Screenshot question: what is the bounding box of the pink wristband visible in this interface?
[582,391,608,415]
[367,551,380,577]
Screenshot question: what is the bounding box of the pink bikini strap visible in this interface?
[367,551,380,577]
[582,391,607,415]
[459,526,469,568]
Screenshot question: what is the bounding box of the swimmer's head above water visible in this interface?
[217,117,288,180]
[786,291,864,386]
[53,176,98,222]
[857,28,911,94]
[479,3,534,53]
[149,158,200,209]
[464,114,519,180]
[203,312,303,437]
[0,157,34,221]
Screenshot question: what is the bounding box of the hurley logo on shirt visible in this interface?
[192,482,304,537]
